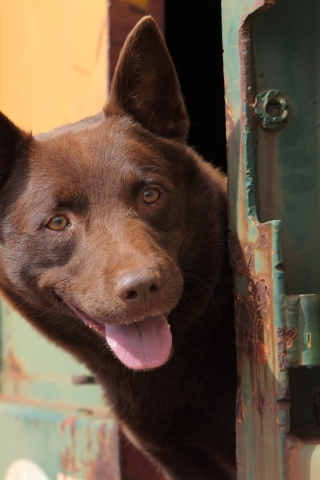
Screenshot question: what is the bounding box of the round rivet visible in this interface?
[254,89,289,132]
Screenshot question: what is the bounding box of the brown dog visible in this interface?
[0,16,236,480]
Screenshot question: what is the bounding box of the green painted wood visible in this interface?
[222,1,320,478]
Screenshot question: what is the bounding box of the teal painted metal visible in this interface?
[0,301,105,405]
[0,292,120,478]
[0,400,120,480]
[222,1,320,478]
[254,0,320,296]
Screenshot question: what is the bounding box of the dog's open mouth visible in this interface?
[105,314,171,370]
[63,299,172,370]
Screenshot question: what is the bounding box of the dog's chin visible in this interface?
[58,297,173,371]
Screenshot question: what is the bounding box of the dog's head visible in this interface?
[0,17,225,372]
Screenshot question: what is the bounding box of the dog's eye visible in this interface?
[47,216,69,231]
[142,188,160,205]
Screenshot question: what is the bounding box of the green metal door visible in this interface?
[222,1,320,478]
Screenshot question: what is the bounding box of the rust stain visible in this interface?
[235,288,270,366]
[231,235,271,368]
[61,416,78,475]
[71,64,90,76]
[257,393,265,415]
[61,421,119,480]
[229,235,250,276]
[256,340,270,365]
[225,100,235,134]
[245,245,255,273]
[61,416,77,437]
[2,348,33,394]
[236,392,246,422]
[61,445,79,474]
[95,17,107,64]
[81,424,120,480]
[277,328,296,371]
[258,232,268,248]
[253,279,270,322]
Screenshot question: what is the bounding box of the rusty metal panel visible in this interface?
[222,0,320,478]
[0,400,120,480]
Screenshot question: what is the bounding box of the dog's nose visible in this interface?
[116,268,161,309]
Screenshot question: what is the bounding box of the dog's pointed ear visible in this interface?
[0,112,32,185]
[106,16,189,141]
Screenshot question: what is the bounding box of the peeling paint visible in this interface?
[60,416,119,480]
[225,100,236,133]
[0,401,119,480]
[236,393,246,423]
[232,236,271,367]
[277,328,296,371]
[2,348,33,394]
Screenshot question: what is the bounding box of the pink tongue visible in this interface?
[105,314,172,370]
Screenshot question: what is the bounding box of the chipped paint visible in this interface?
[60,415,120,480]
[232,236,271,370]
[277,328,297,371]
[0,401,120,479]
[236,393,246,423]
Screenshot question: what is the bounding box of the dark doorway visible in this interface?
[165,1,227,172]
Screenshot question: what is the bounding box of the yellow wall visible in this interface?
[0,0,108,135]
[0,1,109,407]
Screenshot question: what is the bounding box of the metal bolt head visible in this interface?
[254,89,289,132]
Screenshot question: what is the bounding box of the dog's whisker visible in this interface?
[182,274,216,308]
[68,323,78,338]
[35,299,64,318]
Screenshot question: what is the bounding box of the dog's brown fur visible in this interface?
[0,17,236,480]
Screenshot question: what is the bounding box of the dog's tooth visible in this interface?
[167,324,171,330]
